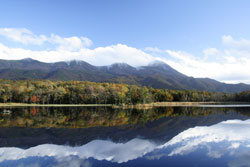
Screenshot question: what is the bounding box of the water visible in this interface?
[0,106,250,167]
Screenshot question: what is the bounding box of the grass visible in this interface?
[113,102,220,109]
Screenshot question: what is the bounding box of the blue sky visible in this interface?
[2,0,250,51]
[0,0,250,83]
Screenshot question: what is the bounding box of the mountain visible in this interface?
[0,58,249,93]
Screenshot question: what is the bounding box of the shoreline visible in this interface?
[0,103,113,107]
[0,102,248,108]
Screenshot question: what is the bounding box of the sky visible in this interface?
[0,0,250,83]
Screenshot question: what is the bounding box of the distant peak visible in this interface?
[148,60,168,66]
[65,59,83,63]
[64,59,87,66]
[20,58,36,62]
[110,62,130,68]
[147,60,177,71]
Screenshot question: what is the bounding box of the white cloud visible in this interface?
[49,34,92,51]
[0,42,160,67]
[203,48,219,56]
[222,35,250,50]
[0,28,162,66]
[0,28,92,51]
[83,44,160,66]
[0,28,47,45]
[165,47,250,83]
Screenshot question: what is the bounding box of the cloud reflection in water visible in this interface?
[0,119,250,166]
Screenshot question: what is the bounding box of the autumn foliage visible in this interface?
[0,80,237,104]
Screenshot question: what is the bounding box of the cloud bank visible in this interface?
[0,28,250,83]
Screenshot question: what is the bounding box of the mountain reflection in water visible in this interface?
[0,106,250,167]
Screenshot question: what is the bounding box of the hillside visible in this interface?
[0,58,250,93]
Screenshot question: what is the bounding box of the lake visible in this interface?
[0,106,250,167]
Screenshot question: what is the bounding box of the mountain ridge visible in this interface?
[0,58,249,93]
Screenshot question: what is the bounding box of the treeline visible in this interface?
[234,91,250,102]
[0,80,243,104]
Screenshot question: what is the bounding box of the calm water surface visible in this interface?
[0,106,250,167]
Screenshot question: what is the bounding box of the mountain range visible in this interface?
[0,58,249,93]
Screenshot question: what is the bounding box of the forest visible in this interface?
[0,80,248,104]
